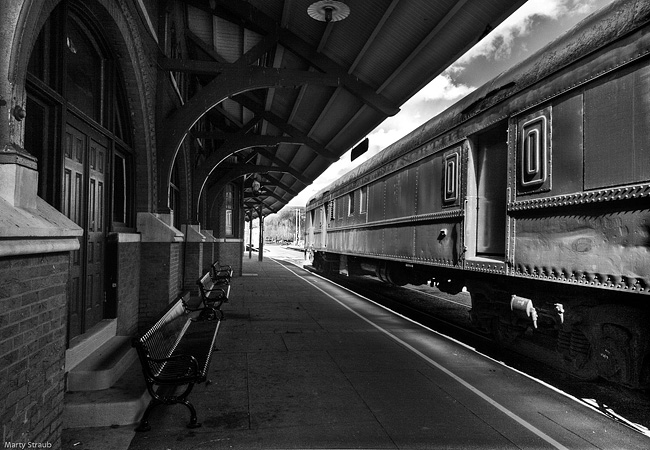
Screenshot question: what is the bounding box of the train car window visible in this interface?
[348,192,354,216]
[329,200,335,221]
[359,186,367,213]
[517,108,551,194]
[475,124,508,256]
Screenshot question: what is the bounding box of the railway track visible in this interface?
[328,274,491,348]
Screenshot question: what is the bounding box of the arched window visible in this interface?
[225,184,234,236]
[170,163,181,230]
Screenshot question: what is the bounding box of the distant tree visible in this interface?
[264,207,305,243]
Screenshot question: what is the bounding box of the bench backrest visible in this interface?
[210,261,232,282]
[197,272,212,296]
[134,300,190,378]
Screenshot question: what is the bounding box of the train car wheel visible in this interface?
[593,323,634,387]
[583,305,650,389]
[491,318,522,344]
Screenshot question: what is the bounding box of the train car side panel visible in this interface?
[413,219,462,265]
[416,155,443,215]
[584,65,650,189]
[548,93,583,196]
[511,58,650,292]
[368,179,385,223]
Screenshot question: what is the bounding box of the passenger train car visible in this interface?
[305,0,650,389]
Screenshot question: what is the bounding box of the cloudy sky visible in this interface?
[283,0,615,209]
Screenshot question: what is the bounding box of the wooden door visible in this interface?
[64,121,107,340]
[64,125,86,339]
[86,136,107,331]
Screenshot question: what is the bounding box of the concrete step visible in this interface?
[66,319,117,372]
[64,359,150,428]
[67,336,138,392]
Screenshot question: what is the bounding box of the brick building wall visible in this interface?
[183,242,203,294]
[202,241,214,275]
[138,242,183,332]
[0,252,69,448]
[116,240,141,335]
[216,241,243,277]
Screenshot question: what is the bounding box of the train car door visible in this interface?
[475,124,508,256]
[308,209,315,247]
[321,203,328,248]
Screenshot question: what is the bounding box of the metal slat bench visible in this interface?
[196,270,231,318]
[210,261,233,283]
[132,297,221,432]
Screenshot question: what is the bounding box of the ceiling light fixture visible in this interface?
[307,0,350,23]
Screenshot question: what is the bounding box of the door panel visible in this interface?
[64,121,107,340]
[86,137,107,330]
[64,126,86,339]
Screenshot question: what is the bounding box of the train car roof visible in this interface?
[307,0,650,206]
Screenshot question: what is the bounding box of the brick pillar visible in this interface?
[138,242,183,331]
[137,213,184,332]
[215,239,244,277]
[181,224,206,294]
[109,233,141,336]
[202,229,216,274]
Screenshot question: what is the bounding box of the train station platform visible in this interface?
[69,254,649,450]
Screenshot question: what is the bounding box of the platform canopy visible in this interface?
[165,0,527,218]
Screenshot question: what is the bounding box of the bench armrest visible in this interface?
[204,287,226,295]
[147,354,200,382]
[212,263,232,271]
[201,288,227,303]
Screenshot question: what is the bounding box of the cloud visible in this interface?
[458,0,600,64]
[411,72,475,103]
[368,72,474,149]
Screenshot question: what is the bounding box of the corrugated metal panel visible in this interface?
[380,1,523,103]
[214,16,241,63]
[247,0,284,24]
[187,5,213,46]
[320,0,394,71]
[221,98,241,125]
[308,90,363,144]
[243,29,263,55]
[352,1,455,89]
[269,87,300,120]
[288,85,337,132]
[284,0,331,48]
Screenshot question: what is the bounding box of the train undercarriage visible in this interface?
[311,251,650,390]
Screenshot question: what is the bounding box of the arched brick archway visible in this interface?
[8,0,157,213]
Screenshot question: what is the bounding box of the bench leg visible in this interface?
[135,398,202,431]
[135,399,159,432]
[182,399,202,429]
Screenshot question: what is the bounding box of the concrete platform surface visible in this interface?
[71,255,650,449]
